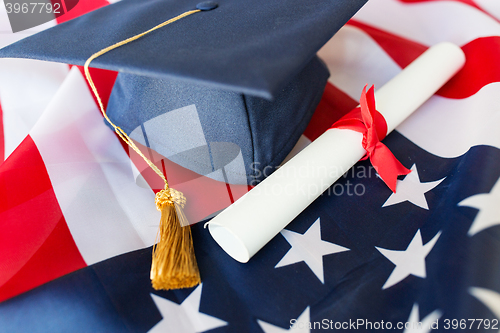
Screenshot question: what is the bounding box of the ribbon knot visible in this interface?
[331,85,411,192]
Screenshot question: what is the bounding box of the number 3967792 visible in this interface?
[5,2,61,14]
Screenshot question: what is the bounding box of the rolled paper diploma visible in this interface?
[206,42,466,263]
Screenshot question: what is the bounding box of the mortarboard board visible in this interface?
[0,0,368,184]
[0,0,368,290]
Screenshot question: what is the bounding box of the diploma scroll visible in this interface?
[206,42,466,263]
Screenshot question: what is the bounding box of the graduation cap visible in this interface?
[0,0,368,289]
[0,0,368,184]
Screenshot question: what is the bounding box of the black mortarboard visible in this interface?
[0,0,368,184]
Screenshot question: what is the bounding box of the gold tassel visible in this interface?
[150,186,201,290]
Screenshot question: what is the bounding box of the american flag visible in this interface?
[0,0,499,332]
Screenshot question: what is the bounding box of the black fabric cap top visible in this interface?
[0,0,368,185]
[0,0,368,99]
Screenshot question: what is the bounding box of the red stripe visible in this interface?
[438,37,500,98]
[0,100,4,162]
[55,0,109,24]
[347,20,428,69]
[59,0,68,14]
[225,182,235,204]
[399,0,478,7]
[0,136,86,302]
[303,83,358,141]
[347,21,500,99]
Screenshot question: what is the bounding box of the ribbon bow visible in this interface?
[331,85,411,192]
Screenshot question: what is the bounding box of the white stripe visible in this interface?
[397,82,500,157]
[0,59,68,159]
[475,0,500,21]
[318,25,402,100]
[30,68,158,265]
[354,0,500,46]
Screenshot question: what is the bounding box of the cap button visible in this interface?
[196,1,218,11]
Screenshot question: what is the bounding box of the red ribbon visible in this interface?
[330,85,411,192]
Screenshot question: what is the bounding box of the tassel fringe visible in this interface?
[150,189,201,290]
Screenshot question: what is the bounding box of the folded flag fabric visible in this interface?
[1,0,500,332]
